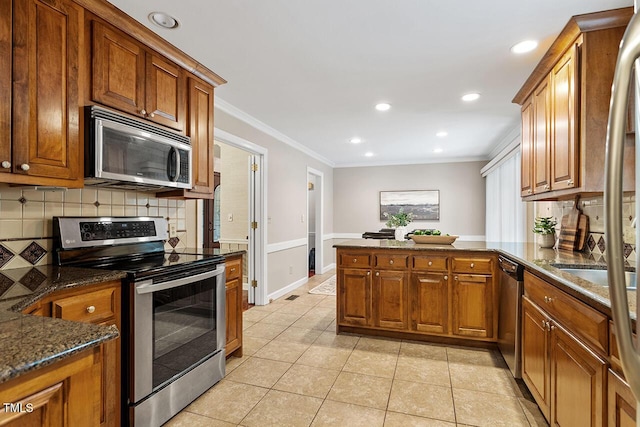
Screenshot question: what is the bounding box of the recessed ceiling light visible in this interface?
[349,137,362,144]
[511,40,538,54]
[148,12,179,29]
[375,103,391,111]
[433,148,443,153]
[365,152,374,157]
[436,131,448,137]
[461,93,481,102]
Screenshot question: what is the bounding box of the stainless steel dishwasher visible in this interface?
[497,255,524,378]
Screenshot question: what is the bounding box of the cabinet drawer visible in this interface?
[52,287,117,324]
[524,271,608,354]
[226,258,242,281]
[375,254,408,269]
[452,257,493,274]
[412,255,448,271]
[339,253,372,268]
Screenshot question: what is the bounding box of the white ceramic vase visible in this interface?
[537,232,556,249]
[395,226,407,241]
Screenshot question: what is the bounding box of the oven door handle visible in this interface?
[135,264,225,294]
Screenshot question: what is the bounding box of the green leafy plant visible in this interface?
[383,209,413,228]
[533,216,557,235]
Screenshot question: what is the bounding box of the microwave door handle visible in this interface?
[168,147,180,182]
[605,11,640,409]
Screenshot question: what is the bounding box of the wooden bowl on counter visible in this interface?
[409,235,458,245]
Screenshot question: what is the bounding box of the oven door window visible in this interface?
[152,277,217,390]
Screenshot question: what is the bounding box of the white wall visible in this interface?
[218,143,250,241]
[333,161,487,239]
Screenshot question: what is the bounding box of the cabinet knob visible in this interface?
[389,259,394,265]
[567,179,573,186]
[544,184,550,190]
[428,261,433,266]
[527,189,532,194]
[375,272,380,276]
[367,271,371,276]
[20,164,30,171]
[541,319,546,329]
[149,112,155,118]
[544,296,554,303]
[443,275,448,280]
[230,267,236,272]
[470,263,475,268]
[140,109,147,116]
[1,161,10,169]
[86,305,96,314]
[454,276,458,281]
[353,258,357,263]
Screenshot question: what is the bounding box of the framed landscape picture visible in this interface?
[380,190,440,221]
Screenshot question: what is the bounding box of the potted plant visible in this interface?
[533,216,557,248]
[383,209,413,241]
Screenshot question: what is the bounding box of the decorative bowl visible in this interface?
[409,235,458,245]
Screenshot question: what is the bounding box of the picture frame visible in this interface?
[380,190,440,221]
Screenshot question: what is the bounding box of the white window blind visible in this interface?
[485,151,526,242]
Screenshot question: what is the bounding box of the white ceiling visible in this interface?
[107,0,633,167]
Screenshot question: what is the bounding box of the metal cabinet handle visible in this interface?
[140,109,147,116]
[544,184,550,190]
[443,275,448,280]
[454,276,458,281]
[149,112,155,118]
[353,258,357,263]
[470,263,475,268]
[541,319,546,329]
[567,179,574,186]
[1,161,10,169]
[389,259,394,265]
[86,305,96,314]
[230,267,236,272]
[527,189,532,194]
[20,164,30,171]
[375,272,380,276]
[428,261,433,266]
[544,296,554,303]
[366,271,370,276]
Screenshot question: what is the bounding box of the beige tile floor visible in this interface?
[165,271,549,427]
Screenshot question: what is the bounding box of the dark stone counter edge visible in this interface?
[333,241,633,322]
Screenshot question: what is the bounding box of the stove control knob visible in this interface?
[86,306,96,314]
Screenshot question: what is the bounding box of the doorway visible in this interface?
[199,129,267,306]
[307,167,323,277]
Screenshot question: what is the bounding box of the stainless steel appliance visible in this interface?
[53,216,225,427]
[496,255,524,378]
[85,106,192,191]
[606,2,640,418]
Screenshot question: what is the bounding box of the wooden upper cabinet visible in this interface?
[92,20,185,131]
[551,44,578,191]
[10,0,83,184]
[514,8,633,200]
[187,76,214,196]
[520,97,533,196]
[0,0,10,174]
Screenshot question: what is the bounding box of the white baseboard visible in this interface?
[267,276,308,302]
[320,263,336,274]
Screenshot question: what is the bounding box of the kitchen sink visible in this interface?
[555,267,637,290]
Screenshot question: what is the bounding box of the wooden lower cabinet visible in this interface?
[373,270,408,330]
[23,281,121,427]
[452,273,493,338]
[225,255,243,357]
[410,271,448,334]
[522,296,607,427]
[608,369,636,427]
[0,347,101,427]
[338,267,372,327]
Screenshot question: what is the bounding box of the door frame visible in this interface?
[307,167,324,275]
[197,128,269,306]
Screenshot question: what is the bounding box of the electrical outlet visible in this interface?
[169,224,177,237]
[301,214,305,223]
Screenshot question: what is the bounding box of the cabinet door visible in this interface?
[411,272,448,334]
[373,270,408,330]
[0,382,64,426]
[533,76,551,194]
[452,274,493,338]
[146,53,185,131]
[522,297,551,420]
[225,275,242,356]
[551,44,578,191]
[0,0,9,174]
[338,268,372,327]
[187,76,215,197]
[92,21,145,117]
[12,0,82,181]
[521,96,534,196]
[608,369,636,427]
[550,323,606,427]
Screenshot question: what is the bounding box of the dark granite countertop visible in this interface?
[0,265,126,384]
[334,239,636,320]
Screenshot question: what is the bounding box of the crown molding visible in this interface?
[333,156,488,168]
[214,96,335,167]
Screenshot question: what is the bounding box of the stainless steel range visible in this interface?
[53,216,226,427]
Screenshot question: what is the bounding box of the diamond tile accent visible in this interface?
[168,252,180,262]
[587,235,596,252]
[0,245,15,268]
[0,272,14,296]
[19,242,47,265]
[168,237,180,248]
[597,236,606,253]
[19,268,47,291]
[18,197,26,204]
[624,243,634,259]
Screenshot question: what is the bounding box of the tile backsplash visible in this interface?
[0,186,192,270]
[535,195,636,261]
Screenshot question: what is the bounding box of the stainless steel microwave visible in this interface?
[85,106,192,190]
